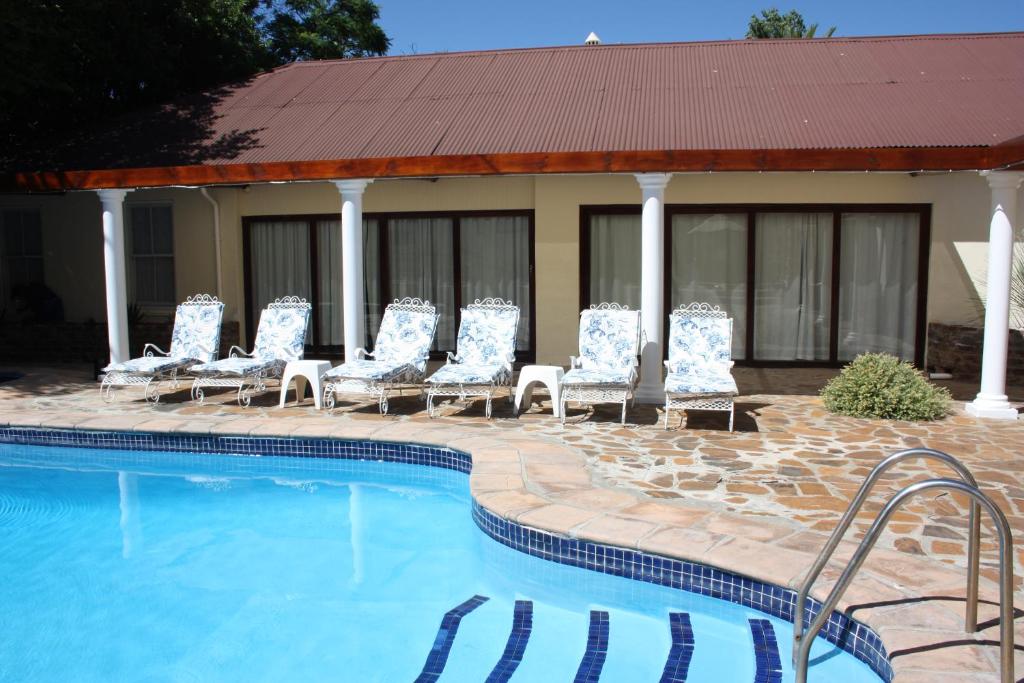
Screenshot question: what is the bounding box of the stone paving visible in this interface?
[1,362,1023,681]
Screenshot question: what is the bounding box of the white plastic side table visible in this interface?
[279,360,332,409]
[514,365,565,417]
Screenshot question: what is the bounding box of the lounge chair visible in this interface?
[100,294,224,403]
[560,303,641,425]
[321,298,439,415]
[425,298,520,419]
[190,296,311,407]
[663,302,738,431]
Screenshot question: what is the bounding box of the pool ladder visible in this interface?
[792,448,1015,683]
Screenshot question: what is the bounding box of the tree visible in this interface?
[0,0,390,169]
[746,8,836,39]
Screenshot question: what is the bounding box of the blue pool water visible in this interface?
[0,444,881,682]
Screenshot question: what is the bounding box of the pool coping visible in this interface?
[0,413,1010,681]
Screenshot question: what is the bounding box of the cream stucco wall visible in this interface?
[3,171,1019,364]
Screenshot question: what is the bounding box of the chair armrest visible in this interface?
[663,359,673,370]
[143,343,170,357]
[229,345,253,359]
[445,351,459,364]
[356,348,373,360]
[569,355,581,369]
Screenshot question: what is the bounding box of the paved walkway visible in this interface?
[1,363,1022,681]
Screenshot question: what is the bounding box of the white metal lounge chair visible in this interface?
[663,302,738,431]
[100,294,224,403]
[190,296,311,407]
[560,303,642,425]
[321,298,439,415]
[425,298,520,419]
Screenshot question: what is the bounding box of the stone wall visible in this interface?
[927,322,1024,383]
[0,321,240,370]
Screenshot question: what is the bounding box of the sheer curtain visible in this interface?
[589,214,641,308]
[460,216,530,350]
[754,212,832,360]
[314,219,381,349]
[671,213,747,358]
[388,218,455,350]
[838,213,919,360]
[249,220,311,343]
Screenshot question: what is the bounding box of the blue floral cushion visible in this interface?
[324,359,412,382]
[455,307,519,367]
[561,367,636,387]
[191,357,283,376]
[577,308,641,370]
[169,301,224,363]
[252,305,310,362]
[105,356,193,375]
[426,363,508,385]
[665,367,738,396]
[667,315,733,374]
[371,307,439,373]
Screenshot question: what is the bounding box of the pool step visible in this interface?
[421,597,787,682]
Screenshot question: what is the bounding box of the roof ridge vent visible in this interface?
[584,32,601,45]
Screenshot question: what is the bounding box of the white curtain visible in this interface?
[363,219,382,343]
[249,221,311,343]
[671,213,747,358]
[388,218,455,349]
[754,212,832,360]
[460,216,530,350]
[315,219,344,347]
[838,213,919,360]
[590,214,641,309]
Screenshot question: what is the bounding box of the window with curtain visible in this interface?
[588,213,641,309]
[838,213,919,360]
[387,217,456,350]
[754,212,832,361]
[460,215,531,350]
[129,205,175,305]
[670,213,747,358]
[2,210,44,304]
[314,219,382,350]
[248,220,312,345]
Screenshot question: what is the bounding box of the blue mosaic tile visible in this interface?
[416,594,489,682]
[0,426,892,682]
[485,600,533,683]
[660,612,695,682]
[573,610,609,683]
[750,618,783,683]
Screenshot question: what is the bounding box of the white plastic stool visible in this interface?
[514,365,565,417]
[279,360,332,409]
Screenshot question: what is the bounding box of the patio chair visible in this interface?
[663,302,738,431]
[560,303,642,425]
[425,298,520,419]
[190,296,311,407]
[321,298,439,415]
[100,294,224,404]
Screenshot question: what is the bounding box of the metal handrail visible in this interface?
[794,478,1014,683]
[793,448,982,665]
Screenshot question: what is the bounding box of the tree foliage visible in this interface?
[746,7,836,39]
[0,0,390,167]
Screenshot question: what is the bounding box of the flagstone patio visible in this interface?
[1,362,1022,681]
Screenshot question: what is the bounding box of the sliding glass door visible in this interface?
[582,205,927,365]
[245,211,534,360]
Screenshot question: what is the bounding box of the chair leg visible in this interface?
[729,403,735,432]
[620,397,627,425]
[664,397,670,430]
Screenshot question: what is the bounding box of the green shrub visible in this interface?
[821,353,951,421]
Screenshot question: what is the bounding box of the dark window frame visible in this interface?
[580,203,931,367]
[128,204,176,306]
[243,210,537,362]
[2,208,45,288]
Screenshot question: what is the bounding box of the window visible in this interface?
[129,205,175,305]
[582,205,928,365]
[244,211,535,360]
[2,209,44,289]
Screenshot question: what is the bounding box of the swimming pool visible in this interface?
[0,436,884,682]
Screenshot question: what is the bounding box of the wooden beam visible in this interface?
[5,145,1024,192]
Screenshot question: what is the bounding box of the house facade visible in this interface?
[2,33,1022,414]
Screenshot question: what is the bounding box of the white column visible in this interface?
[635,173,671,403]
[333,179,372,362]
[98,189,131,365]
[967,171,1022,420]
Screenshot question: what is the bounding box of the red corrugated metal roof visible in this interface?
[9,32,1024,178]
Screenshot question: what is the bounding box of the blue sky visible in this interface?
[377,0,1024,55]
